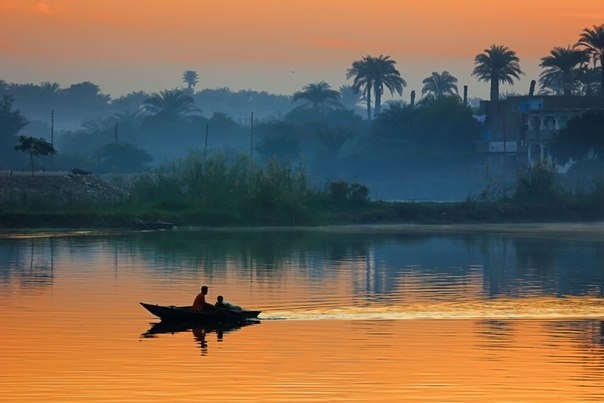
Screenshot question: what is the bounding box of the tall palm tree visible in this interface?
[347,56,373,119]
[421,71,459,99]
[539,46,589,96]
[371,55,406,116]
[182,70,199,91]
[472,44,523,101]
[576,24,604,95]
[347,55,406,119]
[292,81,341,111]
[142,89,198,119]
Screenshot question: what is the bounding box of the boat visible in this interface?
[140,302,261,323]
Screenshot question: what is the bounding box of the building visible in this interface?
[477,96,604,173]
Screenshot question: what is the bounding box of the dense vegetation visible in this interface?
[1,153,603,229]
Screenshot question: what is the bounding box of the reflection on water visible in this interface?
[1,223,604,401]
[142,320,261,356]
[2,224,604,298]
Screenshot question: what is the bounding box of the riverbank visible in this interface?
[1,172,603,229]
[2,198,603,229]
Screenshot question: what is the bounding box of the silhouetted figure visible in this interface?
[215,295,242,310]
[192,285,209,311]
[215,295,226,308]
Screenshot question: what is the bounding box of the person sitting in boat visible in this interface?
[215,295,242,311]
[192,285,212,311]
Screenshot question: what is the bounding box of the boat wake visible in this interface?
[260,297,604,321]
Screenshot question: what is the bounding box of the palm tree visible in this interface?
[472,44,523,101]
[142,89,198,119]
[347,56,373,119]
[539,46,589,95]
[347,55,406,119]
[292,81,341,111]
[338,84,362,111]
[182,70,199,91]
[576,24,604,95]
[371,55,406,116]
[421,71,459,99]
[576,65,601,95]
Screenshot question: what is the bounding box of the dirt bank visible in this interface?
[0,171,127,207]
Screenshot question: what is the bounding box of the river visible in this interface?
[1,223,604,402]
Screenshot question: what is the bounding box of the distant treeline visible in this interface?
[0,80,488,200]
[1,22,604,201]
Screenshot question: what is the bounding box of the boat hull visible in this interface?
[140,302,261,323]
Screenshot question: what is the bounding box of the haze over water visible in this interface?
[1,224,604,401]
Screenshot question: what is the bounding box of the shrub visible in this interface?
[514,163,558,203]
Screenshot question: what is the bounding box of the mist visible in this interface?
[0,76,492,201]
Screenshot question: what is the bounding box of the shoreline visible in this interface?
[2,221,603,240]
[1,172,603,230]
[1,200,603,232]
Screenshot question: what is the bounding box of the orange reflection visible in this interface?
[3,299,604,401]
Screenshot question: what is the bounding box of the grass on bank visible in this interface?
[1,154,604,228]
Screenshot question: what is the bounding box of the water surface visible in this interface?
[1,223,604,401]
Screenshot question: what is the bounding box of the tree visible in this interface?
[369,55,406,117]
[96,142,152,173]
[369,97,480,166]
[575,65,601,95]
[421,71,459,99]
[0,95,29,168]
[347,55,406,119]
[110,91,149,113]
[539,46,589,95]
[39,81,61,103]
[550,111,604,164]
[576,24,604,95]
[472,44,523,101]
[0,95,28,141]
[292,81,341,111]
[60,81,110,110]
[347,57,373,120]
[14,135,56,175]
[339,84,363,112]
[182,70,199,91]
[141,89,198,119]
[255,133,301,164]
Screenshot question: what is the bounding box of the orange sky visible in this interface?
[1,0,603,99]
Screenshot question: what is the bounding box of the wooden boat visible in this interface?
[140,302,261,323]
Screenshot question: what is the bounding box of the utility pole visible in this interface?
[204,123,209,171]
[50,110,54,145]
[50,110,55,170]
[250,112,254,163]
[463,86,468,106]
